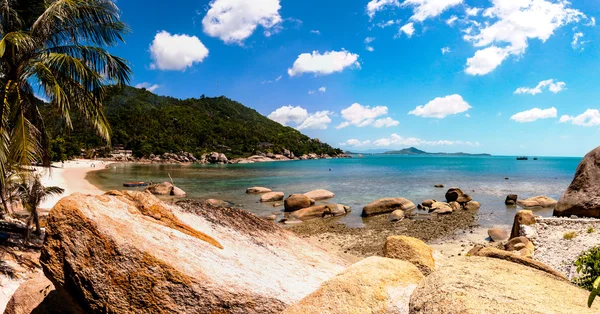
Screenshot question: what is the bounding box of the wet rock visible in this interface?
[261,192,285,203]
[505,194,518,206]
[456,194,473,204]
[290,204,351,221]
[434,184,445,188]
[383,236,435,275]
[430,202,453,215]
[421,199,437,208]
[445,187,464,203]
[389,210,406,222]
[517,196,557,209]
[146,182,173,195]
[362,198,416,217]
[284,194,315,212]
[171,186,186,197]
[555,146,600,218]
[303,189,335,201]
[247,187,272,194]
[463,201,481,211]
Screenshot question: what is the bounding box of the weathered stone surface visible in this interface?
[303,189,335,201]
[388,210,405,222]
[430,202,453,215]
[204,199,231,207]
[171,186,186,197]
[409,257,596,314]
[463,201,480,211]
[421,199,436,208]
[487,228,509,242]
[290,204,351,221]
[470,247,565,280]
[261,192,285,202]
[246,187,272,194]
[505,194,518,206]
[362,198,416,217]
[517,196,557,209]
[284,194,315,212]
[456,194,473,204]
[448,201,461,211]
[283,257,424,314]
[510,210,536,239]
[41,191,348,314]
[383,236,435,275]
[555,147,600,218]
[445,187,464,203]
[505,236,535,258]
[145,182,173,195]
[4,273,77,314]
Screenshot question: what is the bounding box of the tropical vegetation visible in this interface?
[575,245,600,291]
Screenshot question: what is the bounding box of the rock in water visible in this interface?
[445,187,464,203]
[463,201,481,211]
[261,191,285,202]
[383,236,435,275]
[556,146,600,218]
[283,257,423,314]
[430,202,453,215]
[388,210,405,222]
[171,186,186,197]
[284,194,314,212]
[146,181,173,195]
[362,198,416,217]
[510,210,536,239]
[290,204,351,221]
[246,187,272,194]
[303,189,335,201]
[41,191,348,314]
[505,194,518,206]
[517,196,557,209]
[409,257,597,314]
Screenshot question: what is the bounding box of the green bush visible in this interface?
[575,246,600,291]
[564,231,578,240]
[588,227,595,234]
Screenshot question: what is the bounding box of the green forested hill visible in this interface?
[46,86,341,160]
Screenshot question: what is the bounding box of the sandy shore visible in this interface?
[35,159,112,210]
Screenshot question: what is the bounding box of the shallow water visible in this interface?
[87,155,581,228]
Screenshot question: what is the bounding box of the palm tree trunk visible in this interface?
[0,192,8,219]
[33,208,41,236]
[24,214,33,244]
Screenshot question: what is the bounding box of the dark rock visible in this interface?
[555,146,600,218]
[445,188,464,203]
[505,194,518,206]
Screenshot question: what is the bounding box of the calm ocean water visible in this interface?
[87,155,582,228]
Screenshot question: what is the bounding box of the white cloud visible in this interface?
[365,37,376,52]
[308,86,327,95]
[149,31,209,71]
[514,79,566,95]
[373,133,480,147]
[466,7,481,16]
[510,107,557,123]
[340,139,372,147]
[465,113,471,118]
[409,94,471,118]
[399,23,415,37]
[262,75,282,84]
[376,20,400,28]
[337,103,389,129]
[403,0,463,22]
[441,47,451,54]
[310,30,321,35]
[571,32,585,50]
[288,50,360,77]
[202,0,282,44]
[366,46,375,52]
[135,82,160,92]
[373,117,400,128]
[586,17,596,27]
[463,0,587,75]
[297,111,333,130]
[366,0,400,19]
[267,105,308,126]
[446,15,458,25]
[559,109,600,127]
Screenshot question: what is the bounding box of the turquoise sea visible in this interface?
[87,155,582,228]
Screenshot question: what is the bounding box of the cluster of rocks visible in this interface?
[8,191,596,313]
[418,187,481,215]
[147,152,198,163]
[230,151,350,164]
[145,181,187,197]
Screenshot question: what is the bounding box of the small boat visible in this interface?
[123,181,149,187]
[516,157,528,161]
[533,157,538,160]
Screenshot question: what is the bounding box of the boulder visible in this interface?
[555,147,600,218]
[171,186,186,197]
[469,247,565,280]
[487,228,509,242]
[4,273,77,314]
[362,198,416,217]
[284,194,315,212]
[421,199,437,208]
[41,191,348,314]
[463,201,480,211]
[448,201,461,211]
[388,210,405,222]
[409,257,595,314]
[247,187,272,194]
[383,236,435,275]
[303,189,335,201]
[517,196,557,209]
[290,204,351,221]
[261,192,285,202]
[430,202,453,215]
[146,182,173,195]
[456,194,472,204]
[510,210,537,239]
[283,257,424,314]
[445,187,464,202]
[434,184,444,188]
[505,194,518,206]
[204,198,231,207]
[505,236,535,258]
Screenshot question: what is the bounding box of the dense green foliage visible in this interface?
[575,246,600,291]
[46,86,342,159]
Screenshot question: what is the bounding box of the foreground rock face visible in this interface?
[283,257,423,314]
[469,247,565,280]
[4,273,76,314]
[555,146,600,218]
[409,257,598,314]
[362,198,416,217]
[383,236,435,275]
[41,191,348,314]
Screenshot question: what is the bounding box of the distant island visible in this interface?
[382,147,492,156]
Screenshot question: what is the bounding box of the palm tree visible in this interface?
[10,175,63,240]
[0,0,131,215]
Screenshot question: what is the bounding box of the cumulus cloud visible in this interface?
[308,86,327,95]
[403,0,463,22]
[135,82,160,92]
[337,103,390,129]
[373,117,400,128]
[399,23,415,37]
[409,94,471,118]
[571,32,586,51]
[463,0,588,75]
[268,106,332,130]
[149,31,209,71]
[466,7,481,16]
[372,133,480,147]
[202,0,282,44]
[559,109,600,127]
[376,20,400,28]
[366,0,400,19]
[510,107,558,123]
[288,50,360,77]
[446,15,458,25]
[365,37,376,52]
[310,30,321,35]
[339,139,372,147]
[441,47,451,54]
[514,79,566,95]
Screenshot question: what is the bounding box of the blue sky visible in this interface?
[111,0,600,157]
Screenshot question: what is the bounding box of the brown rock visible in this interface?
[261,191,285,202]
[517,196,557,209]
[4,273,78,314]
[205,198,231,207]
[463,201,481,211]
[421,199,437,208]
[303,189,335,201]
[434,184,445,188]
[487,228,509,242]
[456,194,473,204]
[247,187,272,194]
[472,247,565,280]
[383,236,435,275]
[430,202,453,215]
[445,187,464,202]
[555,147,600,218]
[171,186,186,197]
[41,191,348,314]
[505,194,518,206]
[409,257,594,314]
[284,194,315,212]
[505,236,535,258]
[284,257,424,314]
[290,204,351,221]
[361,198,416,217]
[448,201,461,211]
[510,210,537,239]
[145,182,173,195]
[389,210,405,222]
